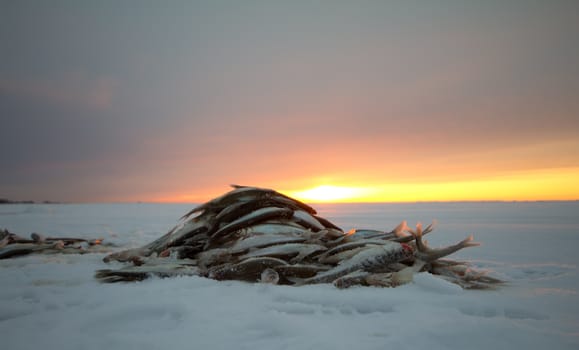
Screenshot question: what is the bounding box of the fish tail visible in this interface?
[461,235,481,248]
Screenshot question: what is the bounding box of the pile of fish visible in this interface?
[0,228,112,259]
[98,185,502,289]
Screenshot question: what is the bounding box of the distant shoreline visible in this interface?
[0,199,62,204]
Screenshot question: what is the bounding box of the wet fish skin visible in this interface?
[239,223,310,237]
[209,207,294,242]
[409,223,480,262]
[182,185,317,220]
[230,185,317,215]
[240,243,326,262]
[302,242,414,284]
[273,264,330,279]
[229,234,306,254]
[319,239,395,259]
[196,248,235,268]
[318,246,377,264]
[103,247,152,263]
[313,215,343,231]
[0,243,54,259]
[95,264,200,283]
[333,270,371,289]
[208,257,288,281]
[180,186,268,219]
[292,210,325,232]
[142,220,209,255]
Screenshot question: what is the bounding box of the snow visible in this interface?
[1,202,578,350]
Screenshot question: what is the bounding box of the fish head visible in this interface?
[400,243,414,257]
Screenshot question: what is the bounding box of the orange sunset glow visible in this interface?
[286,169,579,203]
[2,2,578,203]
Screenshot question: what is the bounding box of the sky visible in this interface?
[1,0,578,203]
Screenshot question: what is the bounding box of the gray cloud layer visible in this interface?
[1,1,578,201]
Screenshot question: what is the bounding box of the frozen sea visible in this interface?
[1,201,578,350]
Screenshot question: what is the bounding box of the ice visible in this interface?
[1,202,578,349]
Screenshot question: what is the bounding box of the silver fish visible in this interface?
[230,185,317,215]
[103,247,152,263]
[334,260,425,288]
[332,270,371,288]
[240,243,327,263]
[301,242,414,284]
[182,185,317,220]
[214,195,313,224]
[229,234,306,254]
[180,186,269,219]
[210,207,294,242]
[408,223,480,262]
[318,246,379,264]
[292,210,326,232]
[138,219,208,256]
[196,248,234,268]
[208,257,288,281]
[236,222,310,238]
[273,264,330,279]
[95,263,200,283]
[319,239,395,259]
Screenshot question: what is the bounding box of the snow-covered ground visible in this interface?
[1,202,578,350]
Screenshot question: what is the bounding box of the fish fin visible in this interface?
[461,234,481,248]
[392,221,410,237]
[423,220,437,235]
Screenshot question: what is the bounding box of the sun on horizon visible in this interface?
[282,167,579,204]
[286,185,372,203]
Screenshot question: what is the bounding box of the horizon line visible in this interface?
[2,199,578,205]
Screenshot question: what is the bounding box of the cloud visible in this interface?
[0,73,117,109]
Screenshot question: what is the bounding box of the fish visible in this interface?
[229,185,318,215]
[332,270,371,288]
[229,234,306,254]
[103,247,152,263]
[318,246,378,264]
[196,248,235,268]
[291,210,326,232]
[208,257,288,281]
[180,186,270,219]
[318,239,396,260]
[0,236,9,248]
[366,260,426,287]
[238,223,311,237]
[260,268,280,284]
[0,242,55,259]
[181,185,317,220]
[214,195,315,225]
[300,242,414,284]
[334,260,425,288]
[240,243,326,263]
[408,223,480,262]
[95,264,200,283]
[313,215,343,231]
[30,233,45,243]
[430,261,503,289]
[140,219,209,255]
[273,264,330,279]
[209,207,294,242]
